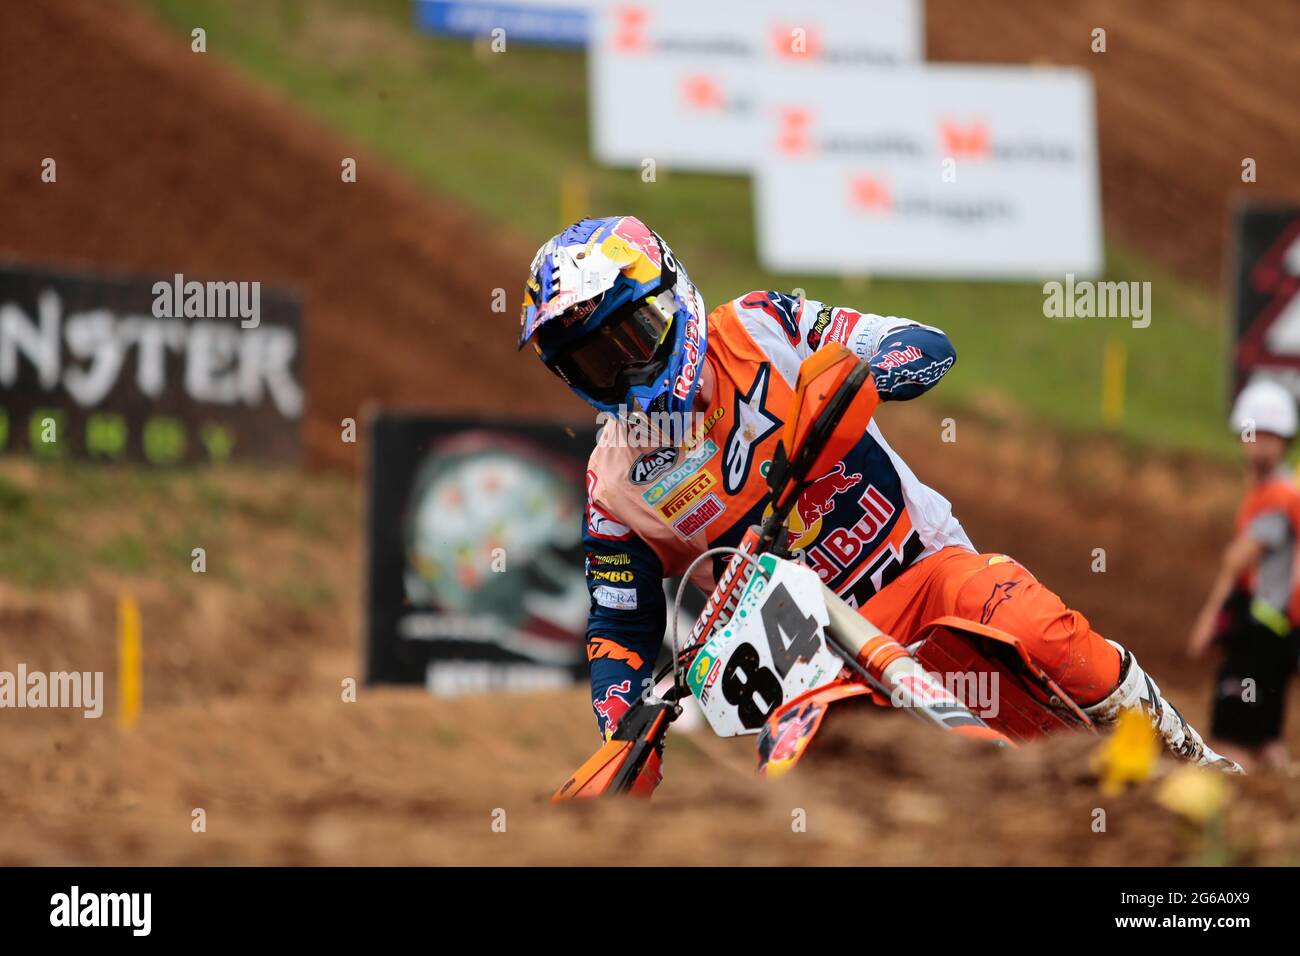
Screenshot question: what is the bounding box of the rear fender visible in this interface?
[912,615,1095,743]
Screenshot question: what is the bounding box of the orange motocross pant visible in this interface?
[858,546,1122,706]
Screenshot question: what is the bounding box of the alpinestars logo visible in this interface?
[980,580,1018,624]
[723,364,780,494]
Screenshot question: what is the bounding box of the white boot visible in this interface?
[1084,641,1244,774]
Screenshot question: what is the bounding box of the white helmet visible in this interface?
[1231,379,1298,439]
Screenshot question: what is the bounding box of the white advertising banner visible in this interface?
[589,0,923,172]
[754,64,1103,279]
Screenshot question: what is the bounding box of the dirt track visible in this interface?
[5,681,1297,867]
[0,1,1297,865]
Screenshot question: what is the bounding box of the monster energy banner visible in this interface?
[365,413,591,694]
[0,263,304,464]
[1229,204,1300,403]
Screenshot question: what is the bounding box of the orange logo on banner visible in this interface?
[613,6,649,54]
[776,107,813,155]
[939,119,991,159]
[681,74,725,111]
[849,175,893,213]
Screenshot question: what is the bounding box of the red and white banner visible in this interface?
[754,64,1103,279]
[589,0,923,172]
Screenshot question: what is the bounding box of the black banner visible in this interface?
[0,262,304,464]
[364,413,593,694]
[0,866,1283,941]
[1228,204,1300,403]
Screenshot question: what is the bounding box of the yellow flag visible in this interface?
[1092,708,1158,794]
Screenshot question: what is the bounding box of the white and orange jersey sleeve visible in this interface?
[728,291,956,400]
[727,291,972,561]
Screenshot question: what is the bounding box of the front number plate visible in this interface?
[687,555,844,737]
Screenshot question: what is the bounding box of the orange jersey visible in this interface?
[585,293,971,610]
[1233,472,1300,625]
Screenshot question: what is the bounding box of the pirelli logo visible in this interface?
[657,471,715,522]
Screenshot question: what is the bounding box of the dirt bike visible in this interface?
[554,345,1096,799]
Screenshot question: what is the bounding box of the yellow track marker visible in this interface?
[559,170,589,229]
[117,594,141,729]
[1101,337,1126,427]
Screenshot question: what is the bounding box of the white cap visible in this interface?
[1231,379,1298,438]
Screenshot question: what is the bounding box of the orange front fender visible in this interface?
[756,680,874,779]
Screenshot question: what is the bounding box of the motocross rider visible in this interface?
[519,216,1241,774]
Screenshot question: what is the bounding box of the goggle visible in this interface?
[544,293,676,403]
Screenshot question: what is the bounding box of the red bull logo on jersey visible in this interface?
[817,484,897,566]
[778,462,862,551]
[797,463,863,529]
[874,345,923,371]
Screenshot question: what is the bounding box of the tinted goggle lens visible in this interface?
[549,299,673,395]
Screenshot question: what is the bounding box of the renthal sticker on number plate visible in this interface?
[642,439,719,505]
[628,447,677,485]
[656,471,716,523]
[672,493,724,538]
[593,585,638,611]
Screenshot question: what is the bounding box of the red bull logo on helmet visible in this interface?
[672,310,703,400]
[612,216,660,264]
